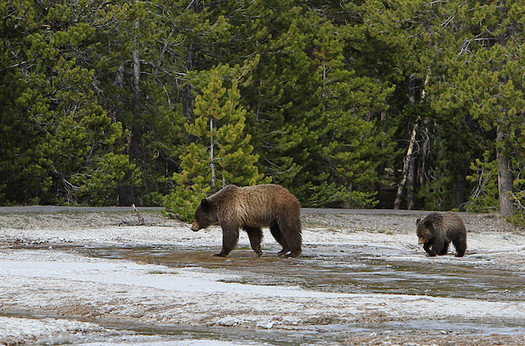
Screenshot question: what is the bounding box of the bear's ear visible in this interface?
[200,198,210,211]
[416,218,421,225]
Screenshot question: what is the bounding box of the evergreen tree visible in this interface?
[163,142,211,221]
[163,67,269,221]
[3,0,525,219]
[82,0,191,205]
[431,0,525,216]
[0,0,137,205]
[237,2,396,207]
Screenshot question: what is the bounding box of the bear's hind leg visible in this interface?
[453,237,467,257]
[215,225,240,257]
[245,227,263,257]
[270,224,289,256]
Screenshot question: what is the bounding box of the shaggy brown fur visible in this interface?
[416,212,467,257]
[191,184,302,257]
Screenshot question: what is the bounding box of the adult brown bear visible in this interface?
[416,212,467,257]
[190,184,302,257]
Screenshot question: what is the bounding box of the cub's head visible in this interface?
[416,217,433,244]
[190,198,218,232]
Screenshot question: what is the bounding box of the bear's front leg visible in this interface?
[270,225,289,256]
[215,225,239,257]
[423,243,436,256]
[438,241,450,255]
[430,237,446,257]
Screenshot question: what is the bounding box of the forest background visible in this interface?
[1,0,524,223]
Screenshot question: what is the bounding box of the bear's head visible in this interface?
[191,198,219,232]
[416,218,433,244]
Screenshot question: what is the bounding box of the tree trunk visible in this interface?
[182,40,195,123]
[496,125,514,217]
[132,20,141,109]
[210,118,216,189]
[182,0,198,123]
[453,171,467,210]
[407,152,416,210]
[397,74,429,209]
[394,120,418,209]
[119,17,141,206]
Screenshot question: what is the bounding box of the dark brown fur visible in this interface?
[416,212,467,257]
[191,184,302,257]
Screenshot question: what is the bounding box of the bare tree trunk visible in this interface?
[394,120,418,209]
[497,125,514,217]
[407,151,416,210]
[132,20,141,109]
[210,118,216,189]
[394,74,430,209]
[182,40,194,123]
[119,17,141,206]
[182,0,198,123]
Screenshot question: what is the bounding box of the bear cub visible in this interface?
[416,212,467,257]
[191,184,302,257]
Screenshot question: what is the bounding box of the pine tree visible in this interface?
[163,142,211,221]
[0,0,137,205]
[237,3,396,207]
[431,0,525,216]
[191,69,268,188]
[163,68,268,221]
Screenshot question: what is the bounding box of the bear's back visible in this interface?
[442,212,466,235]
[238,184,299,209]
[420,212,466,236]
[215,184,300,227]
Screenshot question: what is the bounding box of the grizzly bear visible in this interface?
[190,184,302,257]
[416,212,467,257]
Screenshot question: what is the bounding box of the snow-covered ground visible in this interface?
[0,209,524,345]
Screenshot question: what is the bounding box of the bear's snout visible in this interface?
[190,221,200,232]
[418,237,425,244]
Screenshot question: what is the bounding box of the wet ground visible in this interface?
[79,243,525,302]
[0,209,524,344]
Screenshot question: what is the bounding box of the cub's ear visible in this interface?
[200,198,210,211]
[416,218,421,225]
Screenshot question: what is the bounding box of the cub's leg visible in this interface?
[423,242,436,256]
[424,242,436,256]
[453,237,467,257]
[438,241,450,255]
[429,237,445,257]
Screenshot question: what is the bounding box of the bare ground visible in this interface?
[0,209,524,345]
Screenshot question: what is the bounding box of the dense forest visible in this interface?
[1,0,524,221]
